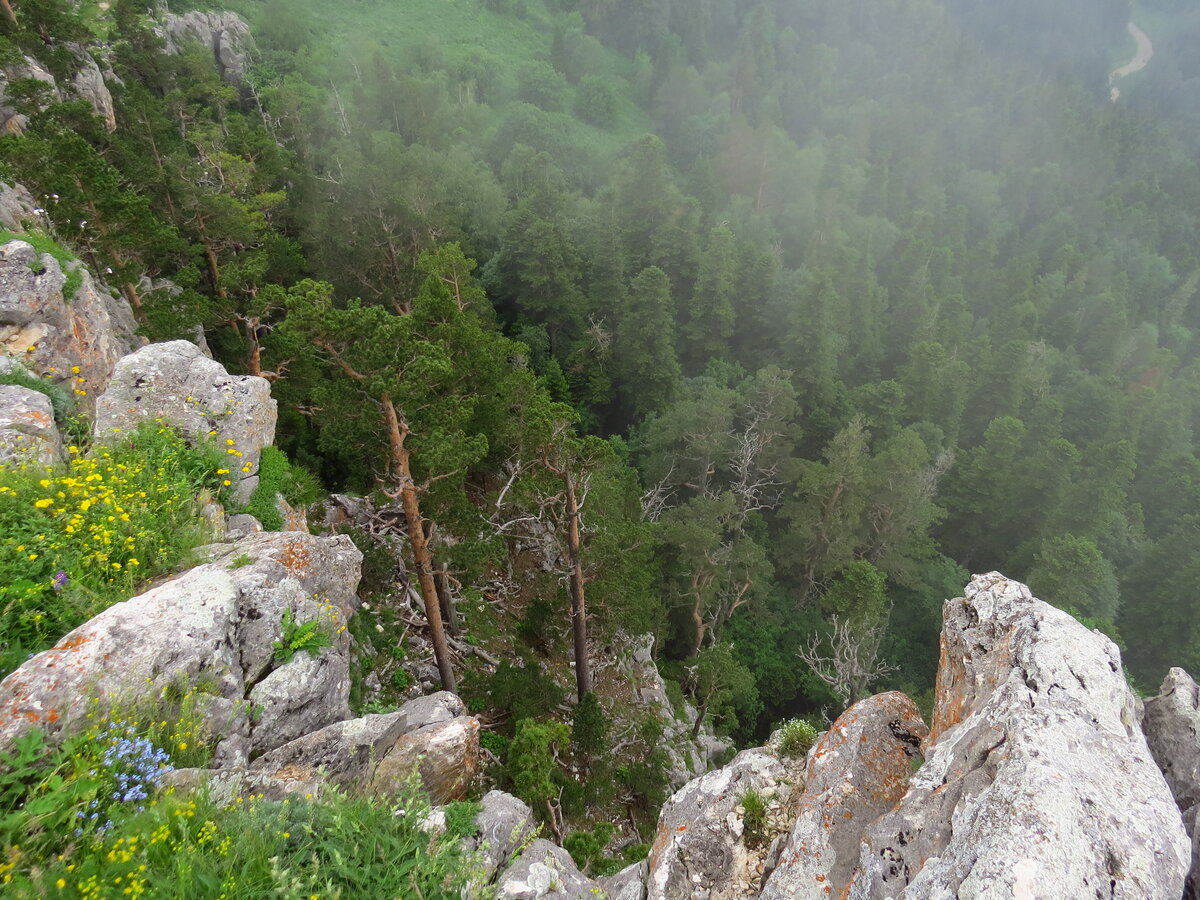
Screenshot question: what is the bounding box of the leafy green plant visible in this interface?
[227,553,254,569]
[776,718,821,758]
[390,666,413,691]
[271,608,333,664]
[444,800,483,840]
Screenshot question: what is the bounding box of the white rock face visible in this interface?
[0,383,63,466]
[469,790,540,884]
[0,182,37,231]
[849,573,1189,900]
[94,341,276,502]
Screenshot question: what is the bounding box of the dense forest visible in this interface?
[3,0,1200,764]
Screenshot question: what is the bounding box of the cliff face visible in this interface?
[622,573,1193,900]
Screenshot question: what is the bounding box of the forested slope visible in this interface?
[3,0,1200,757]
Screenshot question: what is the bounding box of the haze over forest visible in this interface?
[6,0,1200,740]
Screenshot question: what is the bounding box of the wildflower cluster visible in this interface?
[75,725,174,835]
[0,423,233,675]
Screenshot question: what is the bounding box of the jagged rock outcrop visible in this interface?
[849,573,1189,900]
[647,748,803,900]
[0,531,362,763]
[1,239,141,412]
[0,49,116,133]
[94,340,276,502]
[158,11,255,82]
[0,382,63,466]
[1143,667,1200,898]
[760,692,926,899]
[370,715,481,805]
[469,790,541,884]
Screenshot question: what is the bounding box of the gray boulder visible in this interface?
[0,531,363,763]
[0,182,37,231]
[246,649,350,755]
[94,340,276,502]
[159,11,255,82]
[204,531,361,683]
[469,790,540,883]
[0,566,244,749]
[1,240,141,412]
[370,715,480,805]
[646,748,796,900]
[1143,666,1200,898]
[599,860,648,900]
[848,573,1189,900]
[497,839,599,899]
[0,56,57,133]
[761,691,927,900]
[0,383,63,466]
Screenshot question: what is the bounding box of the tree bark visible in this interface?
[563,468,593,698]
[383,395,457,692]
[0,0,16,27]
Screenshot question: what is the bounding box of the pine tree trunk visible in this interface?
[382,396,457,692]
[434,561,460,638]
[1,0,16,28]
[564,469,592,698]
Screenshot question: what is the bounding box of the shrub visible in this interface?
[443,800,482,840]
[776,718,820,758]
[243,445,321,531]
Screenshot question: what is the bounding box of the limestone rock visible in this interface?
[203,531,361,684]
[159,11,255,82]
[70,49,116,132]
[247,649,351,755]
[249,692,465,789]
[468,790,540,883]
[0,566,243,750]
[94,340,276,502]
[599,860,648,900]
[646,748,794,900]
[0,384,63,466]
[1,240,141,412]
[1143,666,1200,898]
[497,838,599,899]
[761,691,926,900]
[371,715,480,805]
[0,182,37,231]
[848,573,1189,900]
[0,56,57,133]
[628,633,733,787]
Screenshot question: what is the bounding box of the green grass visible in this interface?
[0,230,83,300]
